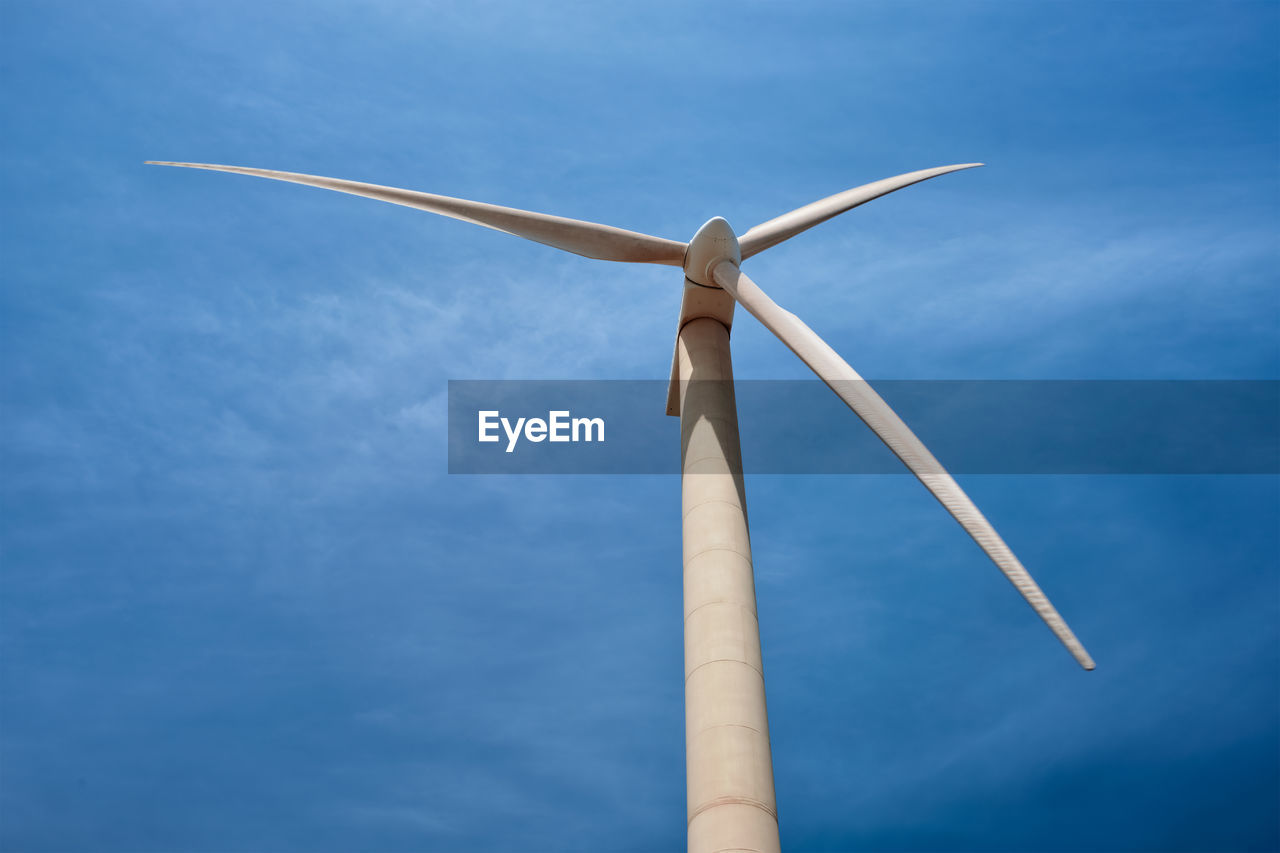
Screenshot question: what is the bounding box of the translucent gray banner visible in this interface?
[447,380,1279,474]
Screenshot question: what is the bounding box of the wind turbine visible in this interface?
[149,159,1094,853]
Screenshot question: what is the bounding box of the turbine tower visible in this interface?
[150,160,1094,853]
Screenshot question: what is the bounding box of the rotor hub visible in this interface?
[683,217,741,287]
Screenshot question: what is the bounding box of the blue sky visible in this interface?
[2,1,1277,851]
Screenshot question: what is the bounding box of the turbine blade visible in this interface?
[737,164,983,260]
[146,162,687,265]
[711,260,1095,670]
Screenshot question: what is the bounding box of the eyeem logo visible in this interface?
[478,410,605,453]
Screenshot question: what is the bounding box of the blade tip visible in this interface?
[145,160,219,170]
